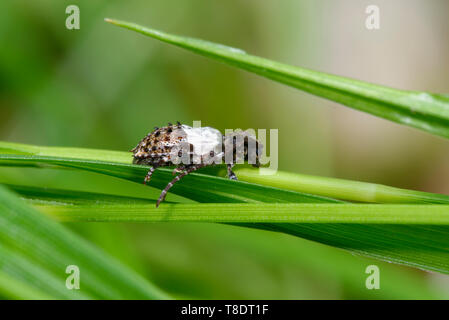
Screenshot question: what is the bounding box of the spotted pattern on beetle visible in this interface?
[131,122,262,207]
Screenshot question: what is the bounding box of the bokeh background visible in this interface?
[1,0,449,299]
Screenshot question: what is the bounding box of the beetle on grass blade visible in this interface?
[131,122,263,207]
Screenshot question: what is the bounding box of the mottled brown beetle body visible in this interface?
[132,122,187,167]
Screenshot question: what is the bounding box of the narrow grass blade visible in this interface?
[105,18,449,139]
[35,202,449,224]
[233,168,449,204]
[8,184,449,224]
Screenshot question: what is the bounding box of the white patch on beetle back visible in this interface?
[181,125,222,157]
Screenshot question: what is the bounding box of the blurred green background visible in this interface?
[1,0,449,299]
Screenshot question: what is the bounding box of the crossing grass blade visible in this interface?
[104,18,449,139]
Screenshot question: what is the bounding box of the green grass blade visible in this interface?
[36,203,449,224]
[251,223,449,276]
[29,195,449,276]
[4,142,449,275]
[0,156,340,205]
[104,18,449,139]
[0,141,131,163]
[2,141,447,205]
[167,223,446,299]
[13,184,447,299]
[233,168,449,204]
[0,184,170,299]
[11,184,449,276]
[10,184,449,276]
[0,270,54,300]
[8,184,449,224]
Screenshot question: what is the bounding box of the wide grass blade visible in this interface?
[14,186,449,276]
[0,184,169,299]
[166,223,446,299]
[13,184,447,299]
[104,18,449,139]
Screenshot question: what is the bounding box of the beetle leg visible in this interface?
[157,163,206,207]
[227,164,238,181]
[143,166,157,184]
[172,165,186,176]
